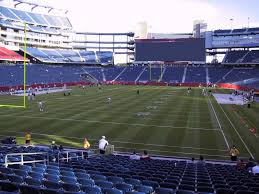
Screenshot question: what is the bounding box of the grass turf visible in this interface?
[0,85,258,160]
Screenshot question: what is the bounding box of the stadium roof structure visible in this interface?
[76,32,134,37]
[13,0,68,13]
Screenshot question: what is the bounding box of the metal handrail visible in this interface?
[4,152,49,167]
[57,150,87,164]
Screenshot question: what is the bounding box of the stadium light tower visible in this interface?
[248,17,250,28]
[230,18,234,30]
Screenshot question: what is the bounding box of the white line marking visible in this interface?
[105,88,120,91]
[218,104,255,159]
[111,141,228,152]
[0,114,220,131]
[208,97,230,149]
[0,129,228,152]
[115,146,230,158]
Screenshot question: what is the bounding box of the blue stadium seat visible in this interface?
[19,185,41,194]
[125,192,145,194]
[115,183,133,193]
[134,185,153,194]
[80,185,102,194]
[0,181,19,192]
[46,169,60,175]
[13,169,28,177]
[107,176,124,184]
[215,188,234,194]
[0,167,13,174]
[178,184,195,192]
[159,182,177,189]
[35,163,46,169]
[102,188,123,194]
[234,191,255,194]
[62,183,81,192]
[61,170,75,177]
[124,178,141,186]
[7,174,23,184]
[43,180,61,190]
[0,173,8,181]
[95,180,113,189]
[24,177,42,186]
[28,172,43,179]
[141,180,159,189]
[91,174,107,181]
[155,187,174,194]
[77,178,95,186]
[40,188,61,194]
[74,169,87,174]
[44,174,60,182]
[31,167,45,174]
[196,186,214,193]
[176,190,194,194]
[19,165,32,172]
[60,176,77,184]
[75,172,91,179]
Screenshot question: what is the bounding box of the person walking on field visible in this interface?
[229,145,239,161]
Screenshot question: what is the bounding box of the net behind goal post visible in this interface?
[148,61,165,82]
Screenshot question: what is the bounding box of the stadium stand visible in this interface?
[138,67,162,82]
[0,65,258,90]
[185,67,206,83]
[96,51,114,64]
[222,50,259,64]
[0,6,71,28]
[222,51,249,64]
[162,66,185,83]
[242,50,259,63]
[213,29,232,34]
[0,47,24,62]
[0,152,259,194]
[22,48,114,64]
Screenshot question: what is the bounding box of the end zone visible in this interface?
[212,93,247,105]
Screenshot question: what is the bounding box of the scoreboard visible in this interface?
[135,38,205,62]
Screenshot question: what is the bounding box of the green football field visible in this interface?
[0,85,258,160]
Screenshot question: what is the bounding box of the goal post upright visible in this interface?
[23,22,27,108]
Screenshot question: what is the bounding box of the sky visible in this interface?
[46,0,259,33]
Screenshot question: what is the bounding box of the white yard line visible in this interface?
[105,88,120,91]
[115,146,230,158]
[0,130,228,152]
[21,106,211,118]
[218,104,255,159]
[208,97,230,149]
[0,114,220,131]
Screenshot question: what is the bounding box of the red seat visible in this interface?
[0,47,25,61]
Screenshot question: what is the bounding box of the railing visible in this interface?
[57,150,89,164]
[4,152,49,167]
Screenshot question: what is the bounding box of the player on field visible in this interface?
[38,101,44,112]
[107,97,112,104]
[187,87,191,94]
[27,93,31,101]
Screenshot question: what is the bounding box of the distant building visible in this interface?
[193,20,207,38]
[135,22,148,39]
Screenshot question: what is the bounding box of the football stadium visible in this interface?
[0,0,259,193]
